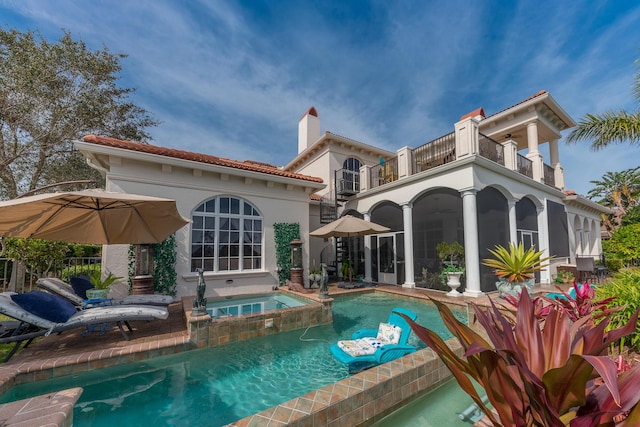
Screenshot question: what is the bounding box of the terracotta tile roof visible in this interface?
[82,135,323,183]
[300,106,318,120]
[460,107,486,121]
[460,90,548,122]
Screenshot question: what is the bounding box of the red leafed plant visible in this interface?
[400,289,640,426]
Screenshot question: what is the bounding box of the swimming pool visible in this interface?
[0,293,468,426]
[206,293,309,318]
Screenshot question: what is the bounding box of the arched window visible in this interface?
[341,157,361,193]
[190,196,262,272]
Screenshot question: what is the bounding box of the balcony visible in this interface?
[340,125,563,197]
[412,132,456,173]
[370,157,399,189]
[336,168,360,196]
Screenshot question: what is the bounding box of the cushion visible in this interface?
[337,338,379,357]
[11,290,77,323]
[70,276,95,300]
[376,323,402,345]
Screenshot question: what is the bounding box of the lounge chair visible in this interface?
[330,307,418,373]
[0,291,169,361]
[36,277,174,308]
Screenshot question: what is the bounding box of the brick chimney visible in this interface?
[298,106,320,154]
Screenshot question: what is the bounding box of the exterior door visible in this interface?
[377,233,396,284]
[520,231,534,250]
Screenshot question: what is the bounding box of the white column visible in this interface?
[364,212,373,282]
[402,203,415,288]
[549,138,559,166]
[537,203,551,285]
[508,199,517,245]
[526,122,544,182]
[526,122,539,154]
[549,138,565,190]
[461,189,483,297]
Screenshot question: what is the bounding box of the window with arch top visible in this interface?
[190,196,263,272]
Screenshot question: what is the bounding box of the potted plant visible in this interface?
[85,269,122,300]
[309,261,322,288]
[340,258,354,282]
[482,242,553,297]
[436,241,465,297]
[554,269,575,284]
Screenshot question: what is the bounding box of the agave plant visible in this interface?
[483,242,553,283]
[400,289,640,426]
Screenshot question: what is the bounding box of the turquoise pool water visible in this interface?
[372,379,485,427]
[0,293,467,426]
[206,293,309,318]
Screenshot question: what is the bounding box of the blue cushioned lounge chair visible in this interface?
[330,307,418,373]
[36,277,174,308]
[0,291,169,362]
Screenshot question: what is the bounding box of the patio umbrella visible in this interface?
[310,216,390,282]
[0,189,189,244]
[310,215,390,238]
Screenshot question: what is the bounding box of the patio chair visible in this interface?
[36,277,174,308]
[330,307,418,373]
[0,291,169,362]
[575,256,598,283]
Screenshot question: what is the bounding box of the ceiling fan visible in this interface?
[431,197,456,215]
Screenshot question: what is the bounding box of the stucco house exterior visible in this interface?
[75,90,608,298]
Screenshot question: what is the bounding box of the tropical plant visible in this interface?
[596,268,640,352]
[566,54,640,151]
[340,258,354,281]
[483,242,552,283]
[587,167,640,232]
[400,289,640,426]
[0,27,157,200]
[309,260,322,275]
[88,269,122,289]
[621,204,640,226]
[603,223,640,268]
[436,241,464,267]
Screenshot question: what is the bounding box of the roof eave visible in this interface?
[74,140,326,190]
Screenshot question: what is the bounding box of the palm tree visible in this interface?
[566,57,640,149]
[588,167,640,231]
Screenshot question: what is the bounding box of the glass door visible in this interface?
[377,233,396,284]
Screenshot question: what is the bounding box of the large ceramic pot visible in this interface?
[445,271,463,297]
[309,273,322,289]
[85,288,109,300]
[495,278,535,298]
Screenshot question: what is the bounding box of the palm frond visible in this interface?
[566,111,640,150]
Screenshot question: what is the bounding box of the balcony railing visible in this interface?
[517,154,533,178]
[478,133,505,166]
[370,157,399,189]
[412,132,456,174]
[543,163,555,187]
[336,168,360,196]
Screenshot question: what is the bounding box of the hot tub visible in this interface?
[207,293,310,319]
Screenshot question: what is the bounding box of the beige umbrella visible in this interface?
[310,215,390,238]
[0,189,189,244]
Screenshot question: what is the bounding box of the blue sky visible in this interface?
[1,0,639,196]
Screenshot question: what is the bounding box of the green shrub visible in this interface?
[606,257,624,272]
[61,263,101,282]
[596,267,640,351]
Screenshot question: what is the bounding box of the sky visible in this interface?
[1,0,639,197]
